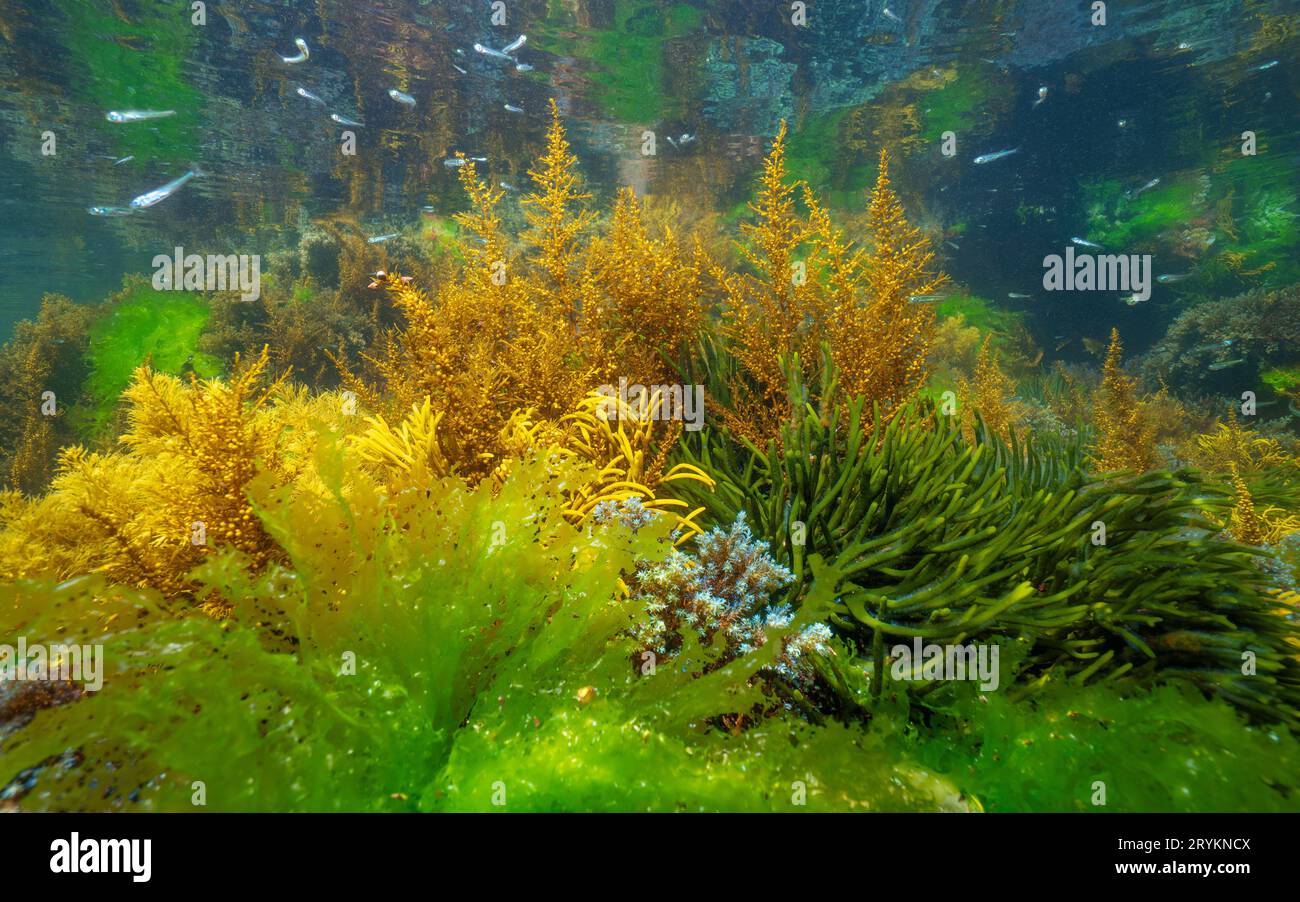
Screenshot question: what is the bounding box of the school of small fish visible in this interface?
[82,11,1280,381]
[90,27,553,217]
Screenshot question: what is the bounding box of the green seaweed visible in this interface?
[0,447,961,812]
[1241,187,1298,243]
[536,1,704,123]
[3,445,1296,812]
[1083,178,1202,250]
[1226,184,1300,285]
[1261,365,1300,393]
[53,0,202,163]
[935,292,1021,335]
[918,68,997,144]
[784,110,845,191]
[782,109,878,206]
[910,676,1300,812]
[421,215,464,262]
[75,279,221,438]
[1079,152,1300,288]
[672,356,1300,726]
[1195,153,1300,286]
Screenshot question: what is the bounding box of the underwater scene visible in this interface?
[0,0,1298,818]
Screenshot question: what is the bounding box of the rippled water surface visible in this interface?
[0,0,1296,352]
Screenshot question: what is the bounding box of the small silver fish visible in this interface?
[130,169,199,209]
[106,109,175,123]
[973,148,1018,164]
[945,241,960,251]
[297,87,326,105]
[473,43,514,62]
[907,294,944,303]
[1256,60,1279,71]
[444,157,467,168]
[882,7,903,23]
[388,89,416,106]
[1207,358,1245,371]
[1131,177,1160,197]
[1157,273,1189,283]
[330,113,364,126]
[504,103,524,113]
[1192,339,1233,353]
[1117,118,1128,128]
[113,155,134,165]
[88,205,135,217]
[500,181,516,191]
[515,63,534,72]
[502,35,527,55]
[453,64,468,75]
[1071,237,1104,249]
[1033,86,1048,108]
[1008,292,1031,299]
[282,37,310,64]
[1121,292,1144,306]
[367,233,400,244]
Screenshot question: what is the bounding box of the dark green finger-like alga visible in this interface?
[672,357,1300,726]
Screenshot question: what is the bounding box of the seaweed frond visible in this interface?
[829,146,945,420]
[1190,407,1300,476]
[717,132,944,443]
[522,98,598,327]
[673,360,1300,726]
[958,334,1020,441]
[1228,465,1300,545]
[560,390,714,539]
[1090,327,1158,472]
[354,397,452,488]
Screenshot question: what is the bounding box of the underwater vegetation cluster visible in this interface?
[3,95,1300,813]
